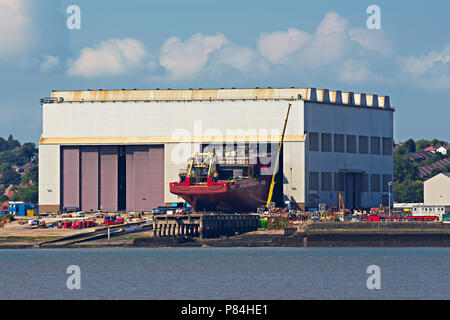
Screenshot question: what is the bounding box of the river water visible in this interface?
[0,247,448,300]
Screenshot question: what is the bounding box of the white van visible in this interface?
[28,219,40,226]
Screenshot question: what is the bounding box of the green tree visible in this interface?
[431,139,446,147]
[16,143,37,164]
[7,135,20,150]
[0,166,21,186]
[415,139,432,151]
[394,180,423,203]
[394,154,419,183]
[404,138,416,153]
[0,151,19,166]
[10,185,38,203]
[0,137,8,152]
[21,166,38,184]
[0,162,9,173]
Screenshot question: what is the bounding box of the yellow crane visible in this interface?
[266,103,292,208]
[338,192,345,220]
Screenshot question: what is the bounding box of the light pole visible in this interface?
[388,181,392,216]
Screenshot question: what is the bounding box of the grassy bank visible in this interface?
[0,236,61,243]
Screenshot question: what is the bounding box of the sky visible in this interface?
[0,0,449,144]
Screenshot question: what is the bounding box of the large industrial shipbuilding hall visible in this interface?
[39,87,394,213]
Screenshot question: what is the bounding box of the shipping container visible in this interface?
[9,202,39,216]
[443,214,450,223]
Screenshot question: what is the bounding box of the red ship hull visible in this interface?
[170,177,271,212]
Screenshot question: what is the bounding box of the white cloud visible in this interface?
[349,28,392,55]
[40,54,60,72]
[0,0,35,60]
[256,11,394,74]
[159,33,228,78]
[399,44,450,90]
[256,12,351,68]
[258,28,311,64]
[212,44,269,75]
[67,38,150,78]
[338,59,372,83]
[300,11,349,67]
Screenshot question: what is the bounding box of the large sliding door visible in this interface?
[126,145,164,211]
[80,146,99,212]
[99,146,118,211]
[61,147,80,210]
[149,146,164,210]
[61,145,163,212]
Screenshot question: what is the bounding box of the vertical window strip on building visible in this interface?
[382,137,393,155]
[359,136,369,154]
[334,172,345,191]
[370,137,381,155]
[321,172,332,191]
[309,172,319,191]
[309,132,319,151]
[321,133,332,152]
[370,174,381,192]
[346,135,357,153]
[362,173,369,192]
[334,134,345,153]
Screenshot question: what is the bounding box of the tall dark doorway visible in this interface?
[345,173,362,209]
[118,146,127,211]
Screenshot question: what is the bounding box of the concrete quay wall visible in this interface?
[151,214,260,239]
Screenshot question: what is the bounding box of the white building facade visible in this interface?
[39,88,394,213]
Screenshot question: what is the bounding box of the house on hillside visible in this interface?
[408,151,434,163]
[418,158,450,178]
[3,184,14,198]
[393,141,405,153]
[12,166,25,175]
[424,146,437,153]
[437,144,450,156]
[0,201,9,214]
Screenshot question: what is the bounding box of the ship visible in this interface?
[170,103,292,213]
[169,151,272,212]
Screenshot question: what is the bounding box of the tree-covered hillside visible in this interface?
[0,135,38,204]
[394,138,449,203]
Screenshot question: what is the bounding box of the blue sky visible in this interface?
[0,0,449,144]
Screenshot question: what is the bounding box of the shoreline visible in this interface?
[2,222,450,249]
[2,232,450,249]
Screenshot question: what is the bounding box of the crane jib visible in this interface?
[266,103,292,207]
